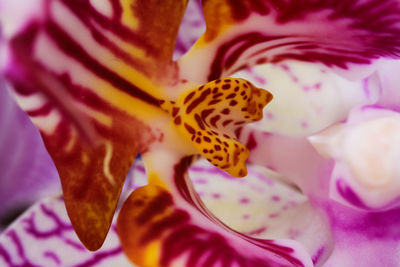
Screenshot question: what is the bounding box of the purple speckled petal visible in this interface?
[0,196,134,267]
[0,79,59,229]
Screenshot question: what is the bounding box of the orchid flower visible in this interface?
[1,0,400,267]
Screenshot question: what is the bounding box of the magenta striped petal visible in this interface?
[118,156,313,267]
[0,196,133,267]
[178,0,400,83]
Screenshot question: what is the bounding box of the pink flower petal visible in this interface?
[179,0,400,83]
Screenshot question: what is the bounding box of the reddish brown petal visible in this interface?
[1,0,176,249]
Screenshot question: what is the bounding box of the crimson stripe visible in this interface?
[208,33,285,81]
[186,88,212,114]
[141,210,190,244]
[61,0,157,54]
[136,192,173,224]
[27,103,53,117]
[45,21,160,107]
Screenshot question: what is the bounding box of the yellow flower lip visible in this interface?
[162,78,273,177]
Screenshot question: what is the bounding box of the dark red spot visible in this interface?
[174,116,182,125]
[222,84,231,90]
[172,107,180,117]
[221,164,231,169]
[229,100,238,106]
[201,109,214,121]
[226,93,236,99]
[223,134,231,139]
[221,108,230,115]
[208,99,221,105]
[184,91,196,104]
[214,145,221,151]
[195,114,205,130]
[184,123,196,134]
[233,149,241,165]
[203,136,211,142]
[210,115,221,127]
[213,93,223,99]
[222,120,233,126]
